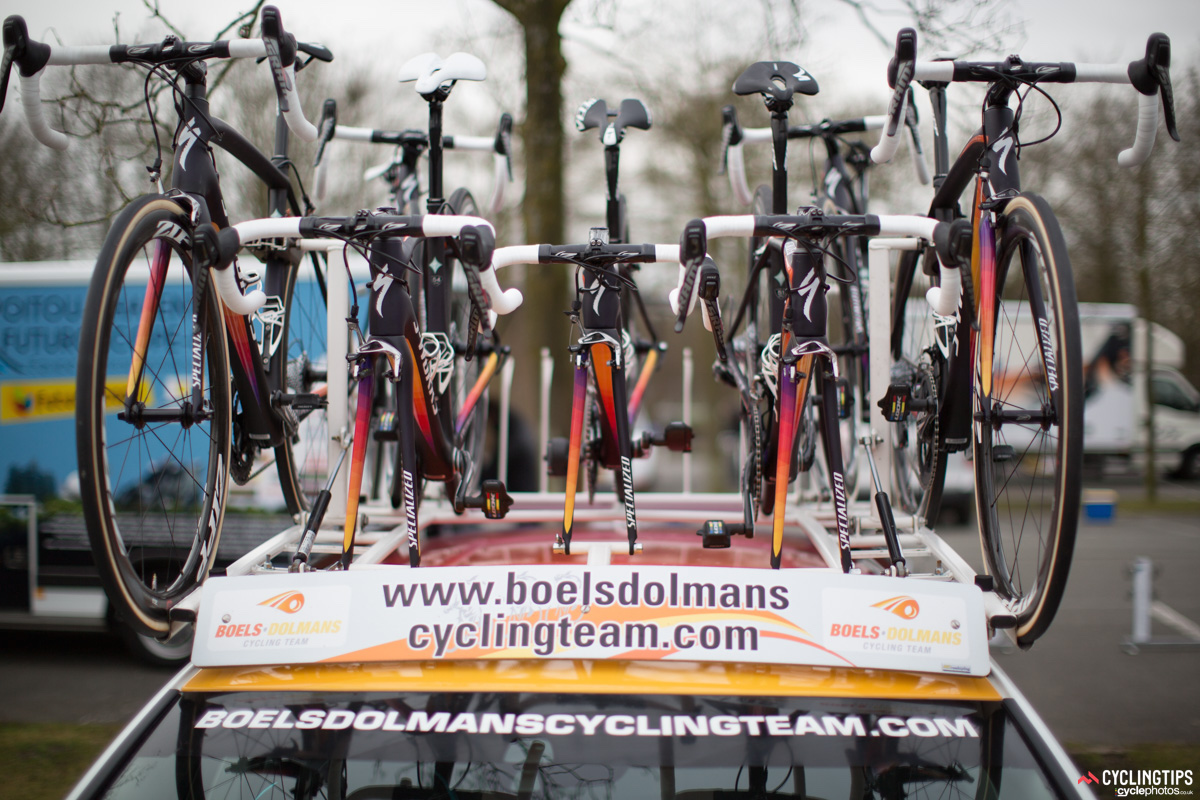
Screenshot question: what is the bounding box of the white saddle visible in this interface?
[399,52,487,94]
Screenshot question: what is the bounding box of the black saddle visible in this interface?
[576,98,651,143]
[733,61,819,109]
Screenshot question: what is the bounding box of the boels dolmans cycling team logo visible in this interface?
[205,584,350,651]
[259,590,305,614]
[824,588,965,656]
[872,596,920,619]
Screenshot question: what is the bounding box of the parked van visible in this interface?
[1077,303,1200,478]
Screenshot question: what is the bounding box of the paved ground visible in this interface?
[2,479,1198,748]
[939,509,1200,747]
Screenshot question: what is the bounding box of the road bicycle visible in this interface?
[494,232,692,555]
[207,210,521,568]
[2,7,334,638]
[544,96,675,496]
[871,28,1178,644]
[313,60,512,219]
[720,93,928,496]
[311,52,514,509]
[671,208,968,572]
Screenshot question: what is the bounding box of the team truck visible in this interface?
[1077,303,1200,479]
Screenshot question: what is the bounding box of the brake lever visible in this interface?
[1130,33,1179,143]
[698,259,728,362]
[675,218,708,332]
[0,44,13,115]
[719,104,741,176]
[455,225,496,360]
[496,112,513,180]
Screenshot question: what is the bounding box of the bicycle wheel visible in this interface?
[821,198,865,486]
[975,192,1081,646]
[271,250,336,516]
[748,184,783,510]
[76,195,231,637]
[889,247,950,527]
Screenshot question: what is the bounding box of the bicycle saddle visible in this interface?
[733,61,819,107]
[575,98,651,145]
[399,52,486,94]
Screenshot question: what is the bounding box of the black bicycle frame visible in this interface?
[894,81,1028,456]
[164,71,312,452]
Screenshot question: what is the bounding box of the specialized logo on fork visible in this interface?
[403,470,418,550]
[621,456,636,530]
[832,471,850,552]
[191,311,203,391]
[1038,316,1059,392]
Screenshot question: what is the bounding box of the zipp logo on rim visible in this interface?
[872,596,920,620]
[259,590,305,614]
[155,220,189,246]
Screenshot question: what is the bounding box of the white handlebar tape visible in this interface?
[332,125,376,142]
[212,265,267,316]
[726,144,754,207]
[492,245,542,270]
[486,153,507,218]
[227,40,269,59]
[279,64,317,142]
[20,72,69,150]
[1118,92,1159,168]
[913,62,954,82]
[421,215,494,238]
[871,124,902,164]
[926,264,961,317]
[451,135,494,150]
[875,215,938,240]
[740,128,772,144]
[234,217,303,242]
[479,268,522,315]
[703,215,756,239]
[46,44,113,65]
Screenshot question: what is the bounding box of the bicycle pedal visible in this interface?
[290,393,326,411]
[467,479,513,520]
[836,377,853,420]
[878,383,912,422]
[662,421,694,453]
[374,411,398,441]
[696,519,753,549]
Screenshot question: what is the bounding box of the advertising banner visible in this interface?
[193,565,989,676]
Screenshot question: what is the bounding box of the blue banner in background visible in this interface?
[0,285,85,379]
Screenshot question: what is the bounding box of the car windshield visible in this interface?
[98,689,1063,799]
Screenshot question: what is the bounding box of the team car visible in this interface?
[64,502,1093,800]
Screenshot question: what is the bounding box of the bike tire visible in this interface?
[974,192,1081,647]
[446,188,490,492]
[272,251,337,516]
[748,184,784,507]
[76,195,231,637]
[821,196,866,486]
[889,247,949,527]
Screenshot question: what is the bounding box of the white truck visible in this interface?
[1078,303,1200,479]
